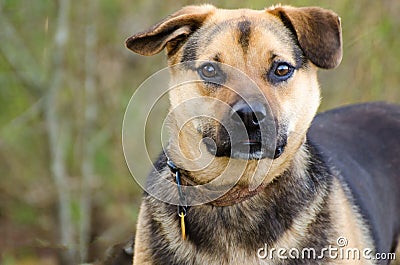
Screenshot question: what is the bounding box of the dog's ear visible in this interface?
[126,5,215,56]
[268,6,342,69]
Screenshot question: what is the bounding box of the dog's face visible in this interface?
[126,5,342,184]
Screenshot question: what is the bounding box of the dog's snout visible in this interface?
[231,101,267,128]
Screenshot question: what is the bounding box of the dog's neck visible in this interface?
[166,141,310,207]
[158,141,332,258]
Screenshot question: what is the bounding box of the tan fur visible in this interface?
[166,9,322,187]
[329,178,376,264]
[394,244,400,265]
[132,201,153,264]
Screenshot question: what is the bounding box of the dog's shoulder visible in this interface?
[307,102,400,254]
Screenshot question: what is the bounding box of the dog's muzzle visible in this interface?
[203,100,286,160]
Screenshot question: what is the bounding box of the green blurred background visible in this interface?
[0,0,399,264]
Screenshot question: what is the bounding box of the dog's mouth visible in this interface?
[232,138,286,159]
[232,139,261,154]
[203,135,286,160]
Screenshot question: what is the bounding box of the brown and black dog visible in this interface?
[119,4,400,265]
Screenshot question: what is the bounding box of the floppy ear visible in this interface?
[126,5,216,56]
[268,6,342,69]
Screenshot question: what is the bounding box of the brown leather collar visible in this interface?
[167,159,265,207]
[208,181,266,207]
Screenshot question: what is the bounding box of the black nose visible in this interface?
[231,101,267,128]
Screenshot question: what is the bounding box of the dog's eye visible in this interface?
[200,63,217,78]
[197,62,225,87]
[267,62,295,84]
[275,64,291,77]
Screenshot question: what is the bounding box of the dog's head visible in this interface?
[126,5,342,184]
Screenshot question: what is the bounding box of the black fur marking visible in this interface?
[237,20,251,53]
[180,22,230,65]
[180,31,200,63]
[213,53,221,62]
[292,40,307,69]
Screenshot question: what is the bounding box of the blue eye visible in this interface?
[268,61,294,84]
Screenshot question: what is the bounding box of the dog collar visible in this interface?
[166,159,266,208]
[207,181,267,207]
[167,159,187,240]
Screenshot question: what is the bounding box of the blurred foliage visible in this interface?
[0,0,399,264]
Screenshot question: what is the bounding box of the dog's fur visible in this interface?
[120,4,400,265]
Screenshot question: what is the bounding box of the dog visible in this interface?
[119,4,400,265]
